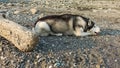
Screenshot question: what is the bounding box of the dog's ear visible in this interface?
[83,19,95,32]
[88,19,92,26]
[87,19,95,29]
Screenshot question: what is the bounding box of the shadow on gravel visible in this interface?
[100,29,120,36]
[0,29,120,53]
[34,29,120,53]
[34,36,96,53]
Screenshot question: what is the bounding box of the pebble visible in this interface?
[52,44,55,47]
[54,61,64,67]
[36,54,40,59]
[38,57,46,62]
[114,59,117,62]
[34,61,37,65]
[0,42,2,45]
[92,9,98,12]
[0,56,6,60]
[102,66,106,68]
[27,60,30,63]
[49,65,53,68]
[96,64,100,68]
[4,60,10,66]
[11,60,15,64]
[7,3,14,6]
[30,8,37,14]
[38,13,44,18]
[104,10,108,13]
[108,8,112,11]
[0,47,2,52]
[98,8,103,10]
[14,10,20,14]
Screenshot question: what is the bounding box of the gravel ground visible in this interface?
[0,1,120,68]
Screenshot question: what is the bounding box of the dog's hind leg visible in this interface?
[33,21,51,36]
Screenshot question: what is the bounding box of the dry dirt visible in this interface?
[0,1,120,68]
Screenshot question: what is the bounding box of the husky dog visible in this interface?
[33,14,100,36]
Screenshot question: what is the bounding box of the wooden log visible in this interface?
[0,16,39,52]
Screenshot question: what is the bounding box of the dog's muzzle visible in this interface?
[90,25,100,34]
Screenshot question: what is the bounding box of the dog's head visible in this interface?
[86,20,100,35]
[82,17,100,34]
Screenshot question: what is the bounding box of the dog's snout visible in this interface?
[90,25,100,34]
[94,28,101,35]
[94,26,100,33]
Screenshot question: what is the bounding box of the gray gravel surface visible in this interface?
[0,1,120,68]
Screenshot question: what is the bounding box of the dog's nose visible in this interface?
[94,30,101,35]
[95,32,99,34]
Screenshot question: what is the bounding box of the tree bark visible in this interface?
[0,17,39,52]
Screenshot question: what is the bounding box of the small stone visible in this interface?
[0,56,6,60]
[4,60,10,66]
[115,59,117,62]
[54,62,60,67]
[108,8,112,11]
[38,57,45,62]
[0,42,2,46]
[92,9,97,12]
[11,60,14,64]
[104,10,108,13]
[107,59,110,62]
[102,66,105,68]
[7,3,14,6]
[98,8,103,10]
[49,65,53,68]
[96,64,100,68]
[30,8,37,14]
[52,44,55,47]
[34,61,37,65]
[69,52,72,55]
[0,47,2,52]
[45,1,49,5]
[27,60,30,63]
[36,55,40,59]
[14,11,20,14]
[38,14,44,18]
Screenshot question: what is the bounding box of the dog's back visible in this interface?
[34,14,75,33]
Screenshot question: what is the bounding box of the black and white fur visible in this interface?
[33,14,100,36]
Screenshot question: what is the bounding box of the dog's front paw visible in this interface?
[91,32,97,36]
[50,33,63,36]
[55,33,63,36]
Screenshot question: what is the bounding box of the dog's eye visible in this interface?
[93,26,96,28]
[77,25,82,27]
